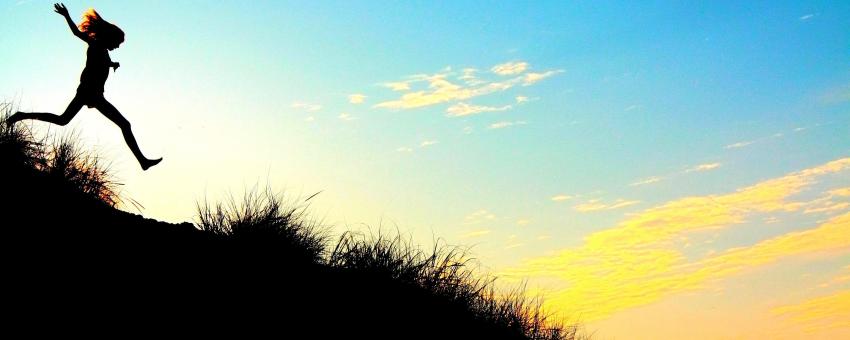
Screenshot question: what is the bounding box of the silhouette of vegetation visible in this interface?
[1,103,582,339]
[330,231,577,340]
[196,188,329,265]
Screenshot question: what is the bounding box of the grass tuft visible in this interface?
[330,230,575,340]
[195,187,329,264]
[1,105,123,208]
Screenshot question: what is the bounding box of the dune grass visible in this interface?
[330,230,577,340]
[1,105,123,207]
[195,187,329,264]
[195,189,577,339]
[2,102,582,340]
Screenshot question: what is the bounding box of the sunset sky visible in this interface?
[2,1,849,338]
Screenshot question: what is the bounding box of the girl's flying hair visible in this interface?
[78,8,124,46]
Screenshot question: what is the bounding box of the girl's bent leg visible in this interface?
[9,96,85,126]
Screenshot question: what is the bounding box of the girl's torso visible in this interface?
[78,44,111,92]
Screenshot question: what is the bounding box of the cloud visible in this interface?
[491,61,529,76]
[686,162,722,173]
[304,116,315,122]
[630,176,663,187]
[551,195,573,202]
[799,14,816,21]
[501,158,850,321]
[291,101,322,112]
[348,94,366,104]
[800,187,850,215]
[374,73,502,110]
[523,70,564,86]
[460,229,493,239]
[381,81,412,91]
[446,102,512,117]
[725,141,754,149]
[464,209,496,225]
[819,84,850,104]
[516,96,529,103]
[772,290,850,333]
[818,265,850,289]
[338,112,355,121]
[573,199,640,212]
[420,140,439,148]
[374,65,562,111]
[459,68,485,86]
[804,202,850,215]
[489,120,527,129]
[830,188,850,197]
[517,219,531,226]
[396,147,413,153]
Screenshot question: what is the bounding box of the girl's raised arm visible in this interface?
[54,3,89,42]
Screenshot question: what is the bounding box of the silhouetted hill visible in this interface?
[1,109,577,339]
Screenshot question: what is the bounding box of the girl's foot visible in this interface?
[141,157,162,171]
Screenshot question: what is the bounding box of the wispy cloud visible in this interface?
[338,112,356,121]
[725,141,754,149]
[446,102,512,117]
[818,265,850,289]
[396,147,413,153]
[348,94,366,104]
[686,162,722,173]
[420,140,439,148]
[829,188,850,197]
[573,199,640,212]
[551,194,573,202]
[459,68,485,86]
[506,242,526,250]
[489,120,527,129]
[819,84,850,104]
[799,14,816,21]
[772,290,850,333]
[523,70,564,86]
[460,229,493,239]
[374,64,562,111]
[381,81,412,91]
[291,101,322,112]
[630,176,663,187]
[464,209,496,225]
[501,158,850,321]
[624,104,641,112]
[491,61,529,76]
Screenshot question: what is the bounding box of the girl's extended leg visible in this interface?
[94,98,162,170]
[9,96,85,126]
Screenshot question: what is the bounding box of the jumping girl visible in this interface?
[9,3,162,170]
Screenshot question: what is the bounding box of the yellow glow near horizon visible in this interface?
[501,158,850,323]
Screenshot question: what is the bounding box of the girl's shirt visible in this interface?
[79,44,111,91]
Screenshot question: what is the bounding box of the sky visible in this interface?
[2,1,849,338]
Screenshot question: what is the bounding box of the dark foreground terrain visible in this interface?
[1,111,574,339]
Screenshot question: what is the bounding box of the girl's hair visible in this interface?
[78,8,124,47]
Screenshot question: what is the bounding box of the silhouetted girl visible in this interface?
[10,3,162,170]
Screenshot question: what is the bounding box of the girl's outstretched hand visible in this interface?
[53,3,69,17]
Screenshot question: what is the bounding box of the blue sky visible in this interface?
[2,1,849,338]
